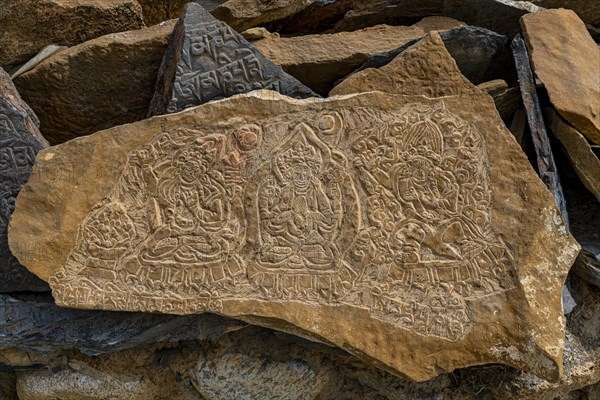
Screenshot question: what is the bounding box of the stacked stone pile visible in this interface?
[0,1,599,399]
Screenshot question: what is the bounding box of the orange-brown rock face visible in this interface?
[521,9,600,144]
[9,90,578,382]
[0,0,145,71]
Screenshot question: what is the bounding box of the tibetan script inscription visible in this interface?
[52,101,515,341]
[0,67,49,291]
[148,2,316,116]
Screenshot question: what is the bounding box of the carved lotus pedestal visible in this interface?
[9,90,579,382]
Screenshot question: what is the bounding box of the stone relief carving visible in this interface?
[51,102,515,341]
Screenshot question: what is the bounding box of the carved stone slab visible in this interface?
[9,90,579,382]
[0,68,49,292]
[148,2,317,116]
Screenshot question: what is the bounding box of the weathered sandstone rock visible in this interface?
[15,22,175,144]
[330,32,477,97]
[148,2,316,116]
[0,0,145,71]
[254,19,463,94]
[521,9,600,145]
[0,68,49,292]
[0,293,244,355]
[349,26,507,86]
[10,89,578,381]
[443,0,542,36]
[546,108,600,202]
[212,0,316,32]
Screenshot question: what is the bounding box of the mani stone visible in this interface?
[9,89,579,382]
[0,0,145,71]
[211,0,317,32]
[546,108,600,202]
[9,45,67,80]
[253,18,464,95]
[148,2,317,116]
[0,68,49,292]
[14,21,176,145]
[330,32,477,98]
[521,9,600,145]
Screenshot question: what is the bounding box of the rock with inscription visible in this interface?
[14,22,175,144]
[349,26,507,86]
[443,0,542,36]
[148,2,317,116]
[10,89,579,381]
[0,293,244,355]
[0,68,49,292]
[0,0,144,71]
[546,109,600,202]
[254,19,463,95]
[521,9,600,145]
[330,32,477,97]
[212,0,316,32]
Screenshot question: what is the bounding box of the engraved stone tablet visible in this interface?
[9,91,579,382]
[148,2,317,116]
[0,68,49,292]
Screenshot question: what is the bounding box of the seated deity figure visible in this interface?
[126,134,241,270]
[257,124,342,271]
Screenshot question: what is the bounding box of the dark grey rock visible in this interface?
[347,26,508,85]
[443,0,542,37]
[0,293,245,358]
[0,68,49,292]
[148,2,317,116]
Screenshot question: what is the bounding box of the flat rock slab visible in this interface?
[14,22,176,145]
[148,2,316,116]
[0,293,244,355]
[253,19,463,95]
[521,9,600,145]
[10,90,578,382]
[264,0,445,34]
[0,0,145,71]
[0,68,49,292]
[546,108,600,202]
